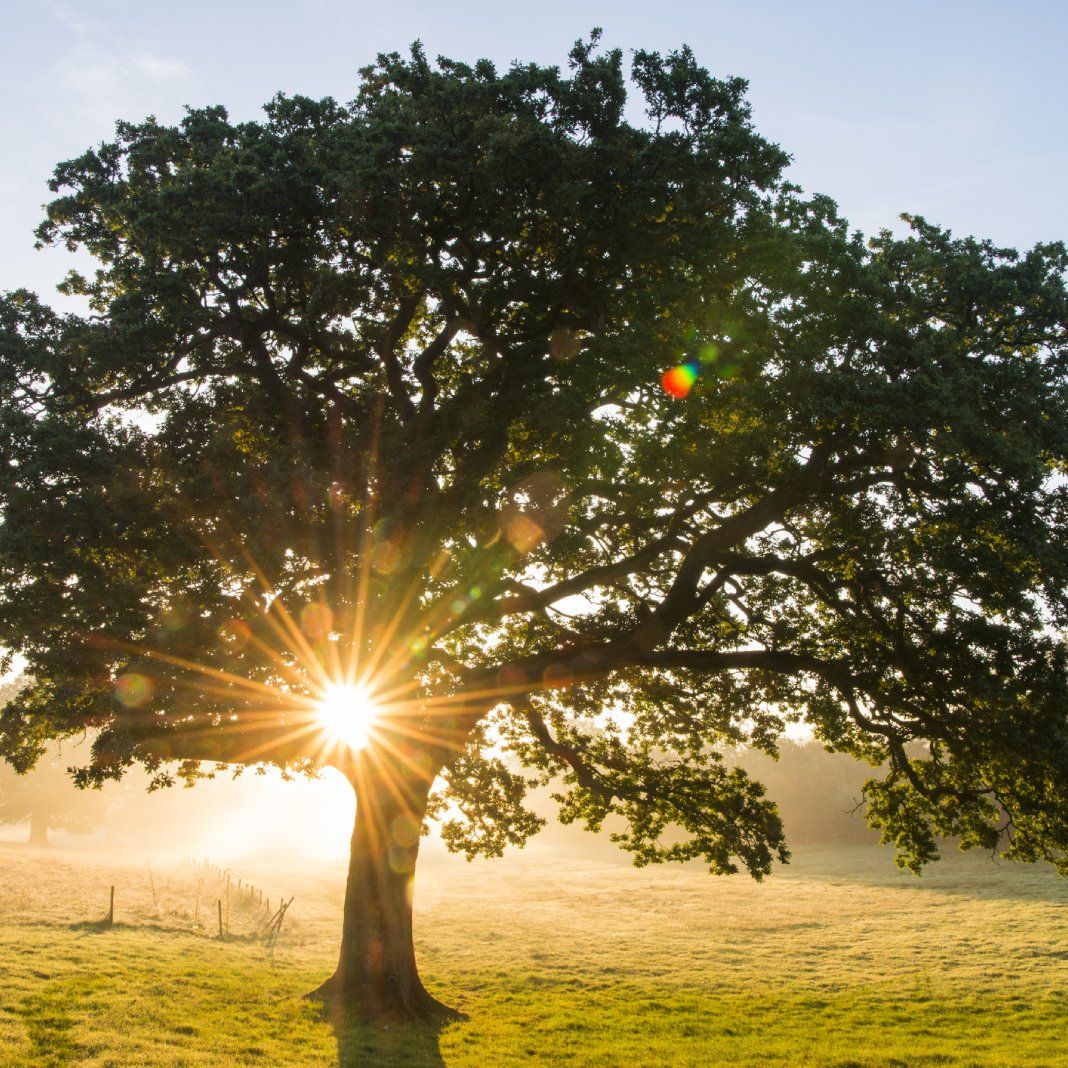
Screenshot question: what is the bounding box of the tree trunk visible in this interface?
[28,810,49,847]
[309,750,458,1022]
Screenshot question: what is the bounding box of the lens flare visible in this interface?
[317,684,378,749]
[662,362,699,398]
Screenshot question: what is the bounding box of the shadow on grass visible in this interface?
[65,918,206,937]
[335,1023,446,1067]
[318,1002,447,1067]
[68,918,116,933]
[782,845,1068,904]
[22,980,85,1065]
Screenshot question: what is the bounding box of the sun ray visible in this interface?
[174,504,334,695]
[358,569,430,687]
[341,393,386,689]
[94,635,292,702]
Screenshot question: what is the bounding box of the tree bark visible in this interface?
[28,810,49,847]
[309,747,458,1022]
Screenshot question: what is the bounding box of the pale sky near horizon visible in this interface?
[2,1,1067,306]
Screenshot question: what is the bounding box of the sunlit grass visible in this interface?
[0,842,1064,1065]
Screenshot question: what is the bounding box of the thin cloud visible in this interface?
[49,4,192,131]
[132,51,190,81]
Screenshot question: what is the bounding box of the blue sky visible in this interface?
[2,1,1067,303]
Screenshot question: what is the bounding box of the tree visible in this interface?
[0,679,108,845]
[1,34,1066,1021]
[0,744,109,846]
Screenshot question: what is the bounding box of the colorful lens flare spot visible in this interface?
[300,603,334,641]
[218,618,251,648]
[114,672,155,708]
[662,362,700,398]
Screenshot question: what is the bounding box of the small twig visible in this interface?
[147,864,159,915]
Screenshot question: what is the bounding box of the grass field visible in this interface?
[0,837,1064,1066]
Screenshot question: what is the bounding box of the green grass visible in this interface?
[0,840,1064,1065]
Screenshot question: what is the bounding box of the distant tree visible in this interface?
[0,680,107,845]
[728,740,881,845]
[1,35,1065,1020]
[0,745,108,846]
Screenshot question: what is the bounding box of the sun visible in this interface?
[317,683,379,749]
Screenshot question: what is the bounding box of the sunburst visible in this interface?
[316,683,379,750]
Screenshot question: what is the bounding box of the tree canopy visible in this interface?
[1,33,1066,891]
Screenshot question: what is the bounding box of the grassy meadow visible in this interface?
[0,837,1064,1066]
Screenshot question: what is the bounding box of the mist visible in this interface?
[1,729,879,865]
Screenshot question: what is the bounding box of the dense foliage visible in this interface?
[1,34,1066,880]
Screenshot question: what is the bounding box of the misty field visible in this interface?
[0,839,1064,1067]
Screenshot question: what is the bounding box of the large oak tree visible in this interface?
[1,35,1066,1020]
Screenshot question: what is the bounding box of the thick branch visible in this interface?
[522,702,616,801]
